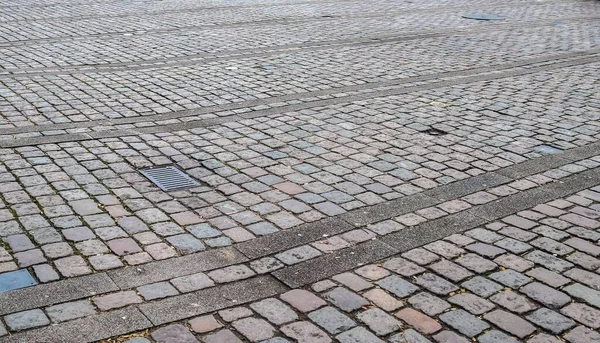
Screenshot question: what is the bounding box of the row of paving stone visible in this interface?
[2,19,598,127]
[2,183,598,341]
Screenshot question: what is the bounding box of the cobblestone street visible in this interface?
[0,0,599,342]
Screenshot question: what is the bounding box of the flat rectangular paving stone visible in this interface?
[139,275,288,325]
[341,193,436,227]
[382,211,488,252]
[0,273,117,316]
[425,172,511,200]
[108,246,247,289]
[235,217,353,259]
[0,308,151,343]
[0,269,37,294]
[272,240,398,288]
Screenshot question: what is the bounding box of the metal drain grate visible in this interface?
[139,166,201,192]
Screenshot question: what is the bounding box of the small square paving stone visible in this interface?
[525,250,574,272]
[0,322,6,337]
[494,254,535,272]
[336,327,385,343]
[4,234,34,252]
[14,249,46,267]
[46,300,95,323]
[560,303,600,329]
[439,309,490,337]
[489,269,532,288]
[377,275,419,298]
[207,265,255,283]
[521,282,571,308]
[138,282,179,300]
[69,199,102,216]
[395,308,441,334]
[355,265,390,280]
[93,290,143,310]
[408,292,450,316]
[363,289,404,311]
[249,257,284,274]
[525,267,571,287]
[189,315,223,333]
[423,241,464,259]
[431,331,468,343]
[151,324,199,343]
[428,259,473,282]
[275,245,321,265]
[308,306,356,334]
[563,326,600,343]
[383,258,425,276]
[62,227,95,241]
[89,254,123,270]
[187,223,221,238]
[280,321,331,343]
[415,273,457,295]
[166,234,205,254]
[250,298,298,325]
[357,308,401,336]
[54,255,91,277]
[247,222,279,235]
[0,269,37,293]
[32,264,59,283]
[231,317,275,342]
[390,329,433,343]
[477,330,519,343]
[218,307,253,322]
[117,216,149,234]
[193,331,240,343]
[489,290,536,313]
[324,287,369,312]
[170,272,214,293]
[526,333,562,343]
[465,243,506,258]
[483,309,535,338]
[332,273,373,291]
[5,309,50,331]
[402,248,439,265]
[107,238,142,255]
[455,254,498,273]
[526,308,576,334]
[448,293,495,315]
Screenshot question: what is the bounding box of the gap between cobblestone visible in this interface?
[1,50,598,147]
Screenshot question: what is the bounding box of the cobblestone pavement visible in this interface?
[0,0,599,341]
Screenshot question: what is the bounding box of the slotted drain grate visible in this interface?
[139,166,201,192]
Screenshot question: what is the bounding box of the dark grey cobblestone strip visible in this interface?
[272,240,398,288]
[0,308,151,343]
[138,275,287,325]
[3,16,596,75]
[0,273,117,316]
[108,246,247,289]
[382,167,600,249]
[1,50,598,148]
[236,217,353,259]
[273,166,600,287]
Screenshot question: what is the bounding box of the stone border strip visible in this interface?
[1,50,598,148]
[272,166,600,287]
[3,16,596,75]
[0,308,151,343]
[107,246,247,289]
[0,273,117,316]
[138,275,288,325]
